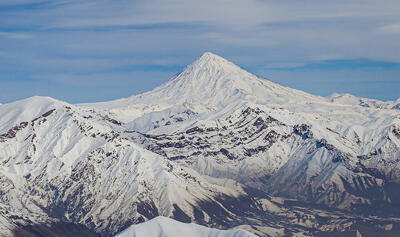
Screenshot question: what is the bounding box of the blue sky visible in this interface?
[0,0,399,104]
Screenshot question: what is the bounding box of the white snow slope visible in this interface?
[115,216,257,237]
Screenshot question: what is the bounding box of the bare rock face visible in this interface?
[1,53,400,237]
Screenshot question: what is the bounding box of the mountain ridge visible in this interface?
[0,52,400,237]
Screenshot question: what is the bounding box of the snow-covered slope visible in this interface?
[115,216,257,237]
[328,93,400,110]
[0,96,261,236]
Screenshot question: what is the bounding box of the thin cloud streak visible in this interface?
[379,23,400,34]
[0,31,33,39]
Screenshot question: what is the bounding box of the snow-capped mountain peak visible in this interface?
[85,52,334,129]
[92,52,322,114]
[0,96,68,133]
[186,51,243,74]
[137,51,262,106]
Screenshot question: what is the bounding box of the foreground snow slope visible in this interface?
[115,216,257,237]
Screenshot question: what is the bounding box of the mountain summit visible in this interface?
[192,51,234,68]
[123,52,322,110]
[185,51,249,77]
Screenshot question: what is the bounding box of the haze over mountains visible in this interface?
[0,52,399,237]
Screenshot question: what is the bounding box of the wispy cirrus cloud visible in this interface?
[379,23,400,34]
[0,31,32,39]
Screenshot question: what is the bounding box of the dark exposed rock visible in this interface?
[101,115,122,126]
[293,124,313,139]
[0,121,29,141]
[219,148,235,160]
[11,221,100,237]
[244,146,267,156]
[252,117,265,127]
[169,155,186,160]
[393,128,400,137]
[316,139,334,150]
[242,107,262,116]
[185,126,204,134]
[137,201,159,219]
[42,109,56,117]
[172,204,191,223]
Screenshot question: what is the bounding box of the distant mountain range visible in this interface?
[1,52,399,237]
